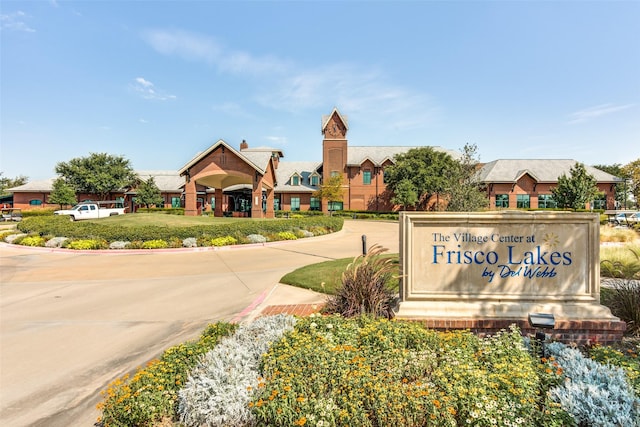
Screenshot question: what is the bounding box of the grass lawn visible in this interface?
[87,213,255,227]
[280,253,400,294]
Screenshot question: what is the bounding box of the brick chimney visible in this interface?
[240,139,248,150]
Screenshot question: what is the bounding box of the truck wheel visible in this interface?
[70,216,76,222]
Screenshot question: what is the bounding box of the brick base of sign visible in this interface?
[405,318,627,346]
[259,304,627,346]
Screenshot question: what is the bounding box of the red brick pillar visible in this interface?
[252,175,263,219]
[185,180,197,216]
[214,188,223,217]
[266,187,274,218]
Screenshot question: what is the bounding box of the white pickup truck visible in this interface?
[54,202,126,221]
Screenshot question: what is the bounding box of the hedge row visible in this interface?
[16,215,344,243]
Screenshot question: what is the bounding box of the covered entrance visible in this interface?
[179,139,281,218]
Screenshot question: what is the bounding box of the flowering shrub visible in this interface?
[254,316,553,426]
[97,322,237,427]
[275,231,298,241]
[210,236,237,246]
[17,235,46,246]
[65,239,108,250]
[546,341,640,426]
[178,315,297,426]
[141,239,169,249]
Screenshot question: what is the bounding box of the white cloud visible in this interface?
[567,103,635,124]
[131,77,176,101]
[1,11,36,33]
[138,118,148,124]
[141,28,441,130]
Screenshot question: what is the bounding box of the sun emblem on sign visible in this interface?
[543,232,559,249]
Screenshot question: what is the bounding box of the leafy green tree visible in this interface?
[621,159,640,208]
[313,174,344,211]
[551,162,600,209]
[0,173,28,196]
[593,163,628,207]
[135,177,164,208]
[48,178,77,208]
[55,153,136,200]
[384,147,457,210]
[444,143,488,212]
[391,179,419,210]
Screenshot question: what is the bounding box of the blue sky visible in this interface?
[1,0,639,181]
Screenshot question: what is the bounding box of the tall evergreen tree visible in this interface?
[135,177,164,208]
[445,143,488,212]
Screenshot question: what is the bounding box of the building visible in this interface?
[478,159,620,210]
[6,108,621,214]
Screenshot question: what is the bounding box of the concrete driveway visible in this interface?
[0,220,398,427]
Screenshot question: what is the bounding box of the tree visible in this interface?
[593,163,628,207]
[391,179,419,210]
[621,159,640,208]
[0,173,28,196]
[48,178,77,208]
[444,143,488,212]
[55,153,137,200]
[313,174,344,211]
[384,147,457,210]
[551,162,600,209]
[135,177,164,208]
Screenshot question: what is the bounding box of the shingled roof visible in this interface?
[346,145,461,166]
[477,159,622,183]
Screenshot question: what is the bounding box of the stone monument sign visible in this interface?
[395,211,618,322]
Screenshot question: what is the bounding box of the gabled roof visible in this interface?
[321,107,348,132]
[477,159,622,183]
[136,170,184,192]
[178,139,270,176]
[7,178,55,192]
[346,146,461,167]
[274,161,322,193]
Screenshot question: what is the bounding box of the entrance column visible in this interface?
[252,174,264,218]
[266,187,274,218]
[214,188,223,217]
[185,180,197,217]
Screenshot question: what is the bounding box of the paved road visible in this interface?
[0,220,399,427]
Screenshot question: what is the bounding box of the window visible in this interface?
[363,170,371,185]
[538,194,557,209]
[291,197,300,211]
[274,197,280,211]
[310,197,320,211]
[210,197,215,210]
[516,195,530,209]
[171,197,181,208]
[383,170,389,184]
[495,194,509,208]
[311,174,319,186]
[330,171,340,178]
[292,175,300,186]
[29,199,42,206]
[328,201,343,211]
[592,195,606,210]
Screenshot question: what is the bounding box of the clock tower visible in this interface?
[321,108,349,211]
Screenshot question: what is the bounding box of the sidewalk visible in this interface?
[239,283,327,323]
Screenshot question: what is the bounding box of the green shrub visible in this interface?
[21,208,56,217]
[97,322,237,427]
[167,237,183,248]
[17,215,343,245]
[18,235,46,247]
[324,244,399,319]
[141,239,168,249]
[66,239,108,250]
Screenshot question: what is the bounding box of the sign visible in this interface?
[395,211,617,320]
